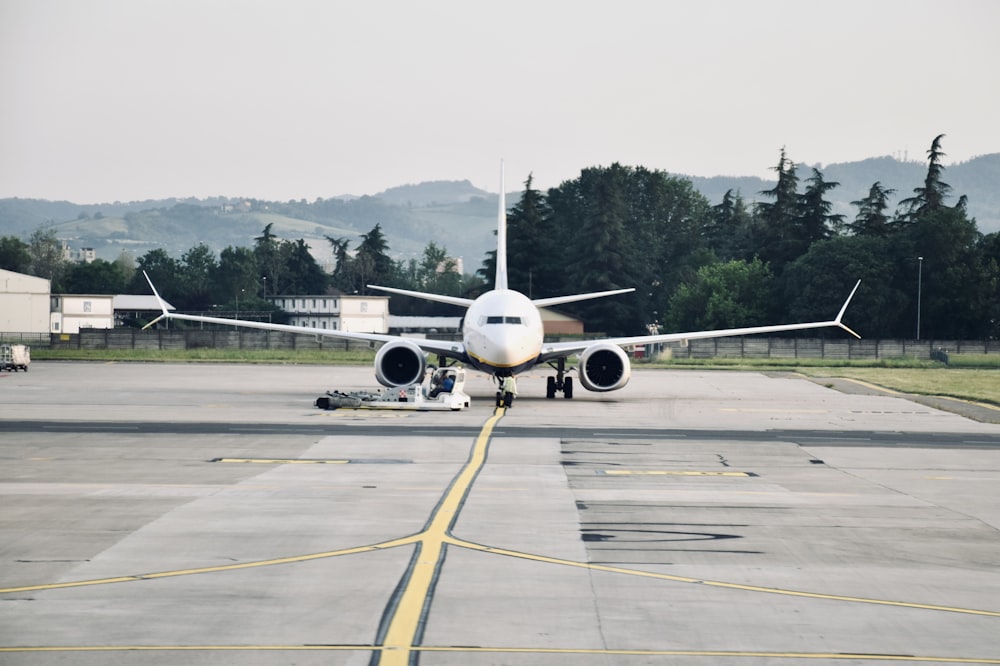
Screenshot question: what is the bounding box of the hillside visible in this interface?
[687,153,999,232]
[1,156,996,270]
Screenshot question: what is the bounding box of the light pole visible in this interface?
[916,256,923,340]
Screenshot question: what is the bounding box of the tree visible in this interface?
[893,134,989,338]
[325,236,353,292]
[705,189,754,261]
[560,164,637,335]
[418,242,462,296]
[798,168,844,240]
[900,206,987,338]
[545,164,712,335]
[351,224,396,294]
[848,182,897,237]
[783,236,905,338]
[181,243,218,310]
[253,223,287,296]
[506,174,556,297]
[62,259,127,294]
[900,133,951,220]
[0,236,32,273]
[664,259,773,332]
[753,148,801,270]
[27,228,67,288]
[977,232,1000,340]
[283,239,328,294]
[130,249,182,303]
[213,245,261,307]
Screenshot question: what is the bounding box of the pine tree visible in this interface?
[900,133,952,220]
[848,182,897,237]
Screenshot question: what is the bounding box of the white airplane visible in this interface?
[145,167,861,399]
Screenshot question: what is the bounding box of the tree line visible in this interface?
[2,134,997,339]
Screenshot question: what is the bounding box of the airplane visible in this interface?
[144,165,861,400]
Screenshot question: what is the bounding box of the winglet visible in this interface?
[835,280,862,339]
[141,270,172,330]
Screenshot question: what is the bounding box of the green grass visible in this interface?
[651,355,1000,406]
[796,366,1000,406]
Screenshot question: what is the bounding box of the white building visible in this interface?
[50,294,115,334]
[267,294,389,333]
[0,268,51,334]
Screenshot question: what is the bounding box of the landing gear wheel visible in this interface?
[564,376,573,399]
[546,376,556,399]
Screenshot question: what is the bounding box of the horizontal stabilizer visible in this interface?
[532,288,636,308]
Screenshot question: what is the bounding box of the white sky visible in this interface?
[1,0,997,204]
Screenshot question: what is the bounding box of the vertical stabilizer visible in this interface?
[495,161,508,290]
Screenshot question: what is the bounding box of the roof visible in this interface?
[389,315,461,330]
[113,294,175,311]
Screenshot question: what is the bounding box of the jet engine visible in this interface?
[577,343,632,392]
[374,339,427,387]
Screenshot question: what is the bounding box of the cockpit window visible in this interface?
[483,315,524,325]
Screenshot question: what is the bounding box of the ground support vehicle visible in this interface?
[315,367,470,411]
[0,344,30,372]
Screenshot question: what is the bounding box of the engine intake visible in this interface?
[577,343,631,392]
[374,339,427,387]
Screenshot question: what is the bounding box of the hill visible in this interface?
[1,155,996,271]
[687,153,999,232]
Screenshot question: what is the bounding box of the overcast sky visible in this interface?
[2,0,997,204]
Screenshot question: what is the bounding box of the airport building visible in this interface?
[267,294,390,333]
[49,294,115,334]
[0,268,51,334]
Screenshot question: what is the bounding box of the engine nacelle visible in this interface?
[577,343,632,392]
[374,339,427,387]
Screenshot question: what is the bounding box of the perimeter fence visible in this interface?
[2,329,998,361]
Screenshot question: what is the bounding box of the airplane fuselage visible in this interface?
[463,289,544,376]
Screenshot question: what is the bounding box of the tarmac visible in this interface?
[1,361,999,665]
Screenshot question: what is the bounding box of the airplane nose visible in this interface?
[487,327,534,365]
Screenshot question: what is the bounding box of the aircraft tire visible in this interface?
[564,376,574,399]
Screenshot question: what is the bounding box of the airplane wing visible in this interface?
[537,280,862,362]
[142,272,469,362]
[366,284,473,307]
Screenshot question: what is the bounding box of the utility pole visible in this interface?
[916,256,923,339]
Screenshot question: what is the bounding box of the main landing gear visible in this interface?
[545,358,574,399]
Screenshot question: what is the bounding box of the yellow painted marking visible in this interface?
[837,377,903,395]
[0,540,415,594]
[0,646,998,663]
[445,538,1000,618]
[603,470,750,477]
[4,399,999,666]
[378,407,505,665]
[215,458,349,465]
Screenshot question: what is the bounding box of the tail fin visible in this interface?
[495,160,508,291]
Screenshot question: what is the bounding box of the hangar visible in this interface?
[0,268,50,335]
